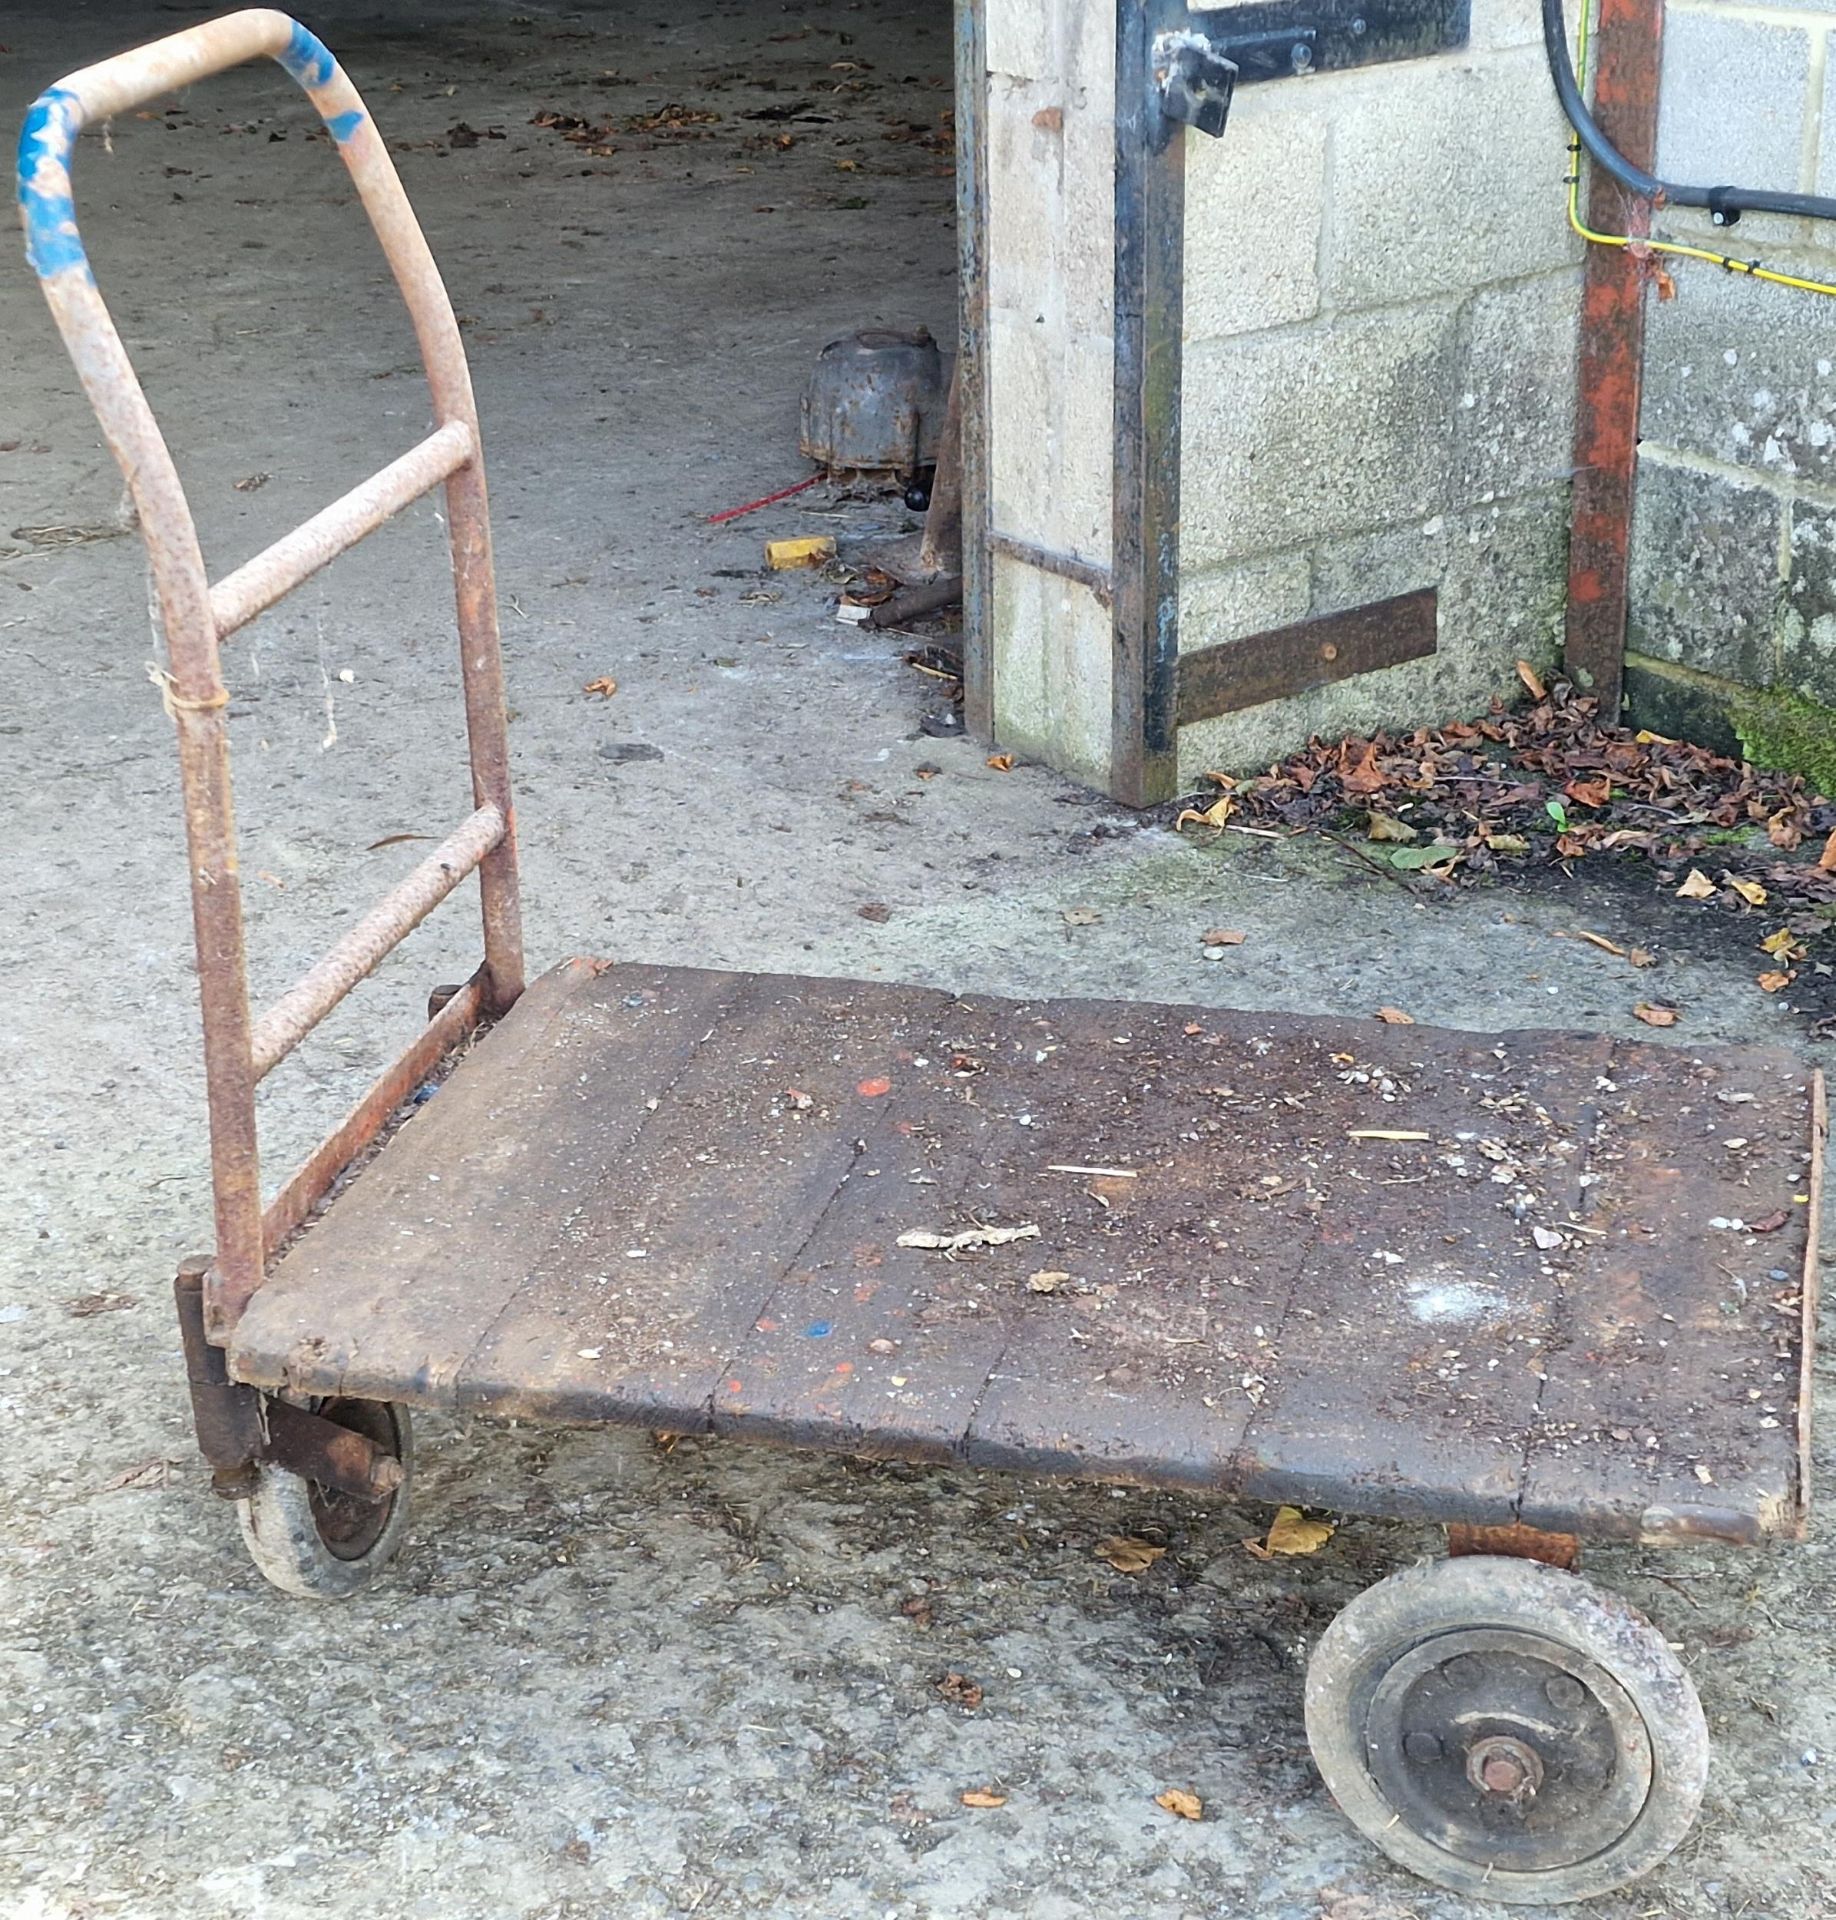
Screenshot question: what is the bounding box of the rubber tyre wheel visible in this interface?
[1305,1555,1708,1904]
[237,1400,414,1599]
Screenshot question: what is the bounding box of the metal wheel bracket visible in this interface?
[175,1261,400,1503]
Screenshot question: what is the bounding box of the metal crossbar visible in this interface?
[19,10,527,1337]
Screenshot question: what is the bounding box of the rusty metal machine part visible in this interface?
[800,326,951,477]
[18,9,526,1339]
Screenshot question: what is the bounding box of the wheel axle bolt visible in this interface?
[1466,1734,1544,1801]
[1403,1731,1443,1764]
[1482,1753,1528,1793]
[1546,1674,1586,1710]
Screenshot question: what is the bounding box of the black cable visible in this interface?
[1542,0,1836,225]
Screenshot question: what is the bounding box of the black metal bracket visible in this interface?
[1150,0,1470,143]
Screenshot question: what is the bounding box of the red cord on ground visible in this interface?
[706,473,823,524]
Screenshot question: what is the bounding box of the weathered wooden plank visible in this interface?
[1226,1029,1612,1526]
[226,962,1818,1541]
[456,970,954,1429]
[1518,1038,1816,1544]
[228,957,684,1401]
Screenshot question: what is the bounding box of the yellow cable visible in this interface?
[1566,0,1836,298]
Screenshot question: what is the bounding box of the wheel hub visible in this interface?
[305,1397,404,1561]
[1363,1627,1654,1872]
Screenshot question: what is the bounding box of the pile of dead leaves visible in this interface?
[1175,672,1836,919]
[530,109,617,156]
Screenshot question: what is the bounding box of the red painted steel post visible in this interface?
[1565,0,1665,720]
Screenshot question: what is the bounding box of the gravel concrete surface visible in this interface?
[2,4,1833,1918]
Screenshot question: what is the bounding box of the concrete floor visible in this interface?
[2,4,1833,1917]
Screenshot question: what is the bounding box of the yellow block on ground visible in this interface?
[766,535,836,570]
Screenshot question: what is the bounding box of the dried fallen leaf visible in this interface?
[782,1087,813,1111]
[1627,948,1655,968]
[232,471,270,492]
[1758,970,1794,993]
[1265,1507,1335,1556]
[938,1672,984,1710]
[1749,1209,1791,1233]
[1366,813,1418,844]
[64,1291,137,1317]
[1175,795,1233,831]
[857,1076,892,1098]
[1486,832,1531,855]
[898,1223,1040,1253]
[1576,930,1629,958]
[1095,1535,1166,1574]
[1374,1007,1415,1025]
[1676,869,1717,901]
[1634,1002,1680,1028]
[1727,876,1768,908]
[1201,927,1247,946]
[1515,659,1548,701]
[582,676,618,698]
[1821,828,1836,872]
[1155,1789,1203,1821]
[367,831,435,850]
[960,1789,1007,1810]
[1026,1270,1071,1294]
[1062,906,1102,926]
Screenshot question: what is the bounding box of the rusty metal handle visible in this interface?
[19,13,527,1339]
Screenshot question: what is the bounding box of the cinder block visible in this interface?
[1627,456,1784,687]
[1454,269,1581,502]
[988,310,1114,560]
[1178,552,1313,654]
[1781,500,1836,704]
[988,77,1115,325]
[1176,493,1570,779]
[1469,0,1578,54]
[991,554,1113,784]
[1320,47,1577,311]
[1657,14,1810,195]
[1641,266,1836,484]
[1183,93,1326,342]
[1180,300,1461,569]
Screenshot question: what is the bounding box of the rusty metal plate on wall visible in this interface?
[1176,587,1438,725]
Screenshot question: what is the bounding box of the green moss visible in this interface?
[1729,686,1836,799]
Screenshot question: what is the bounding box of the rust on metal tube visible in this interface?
[21,12,529,1333]
[1446,1523,1581,1570]
[249,804,504,1078]
[211,418,473,639]
[1565,0,1664,720]
[260,973,484,1256]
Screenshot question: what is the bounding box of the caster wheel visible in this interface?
[237,1398,413,1599]
[1305,1555,1707,1904]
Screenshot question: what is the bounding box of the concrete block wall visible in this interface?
[1626,4,1836,762]
[984,0,1118,790]
[1176,0,1584,778]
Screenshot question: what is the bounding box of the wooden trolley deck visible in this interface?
[231,959,1823,1547]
